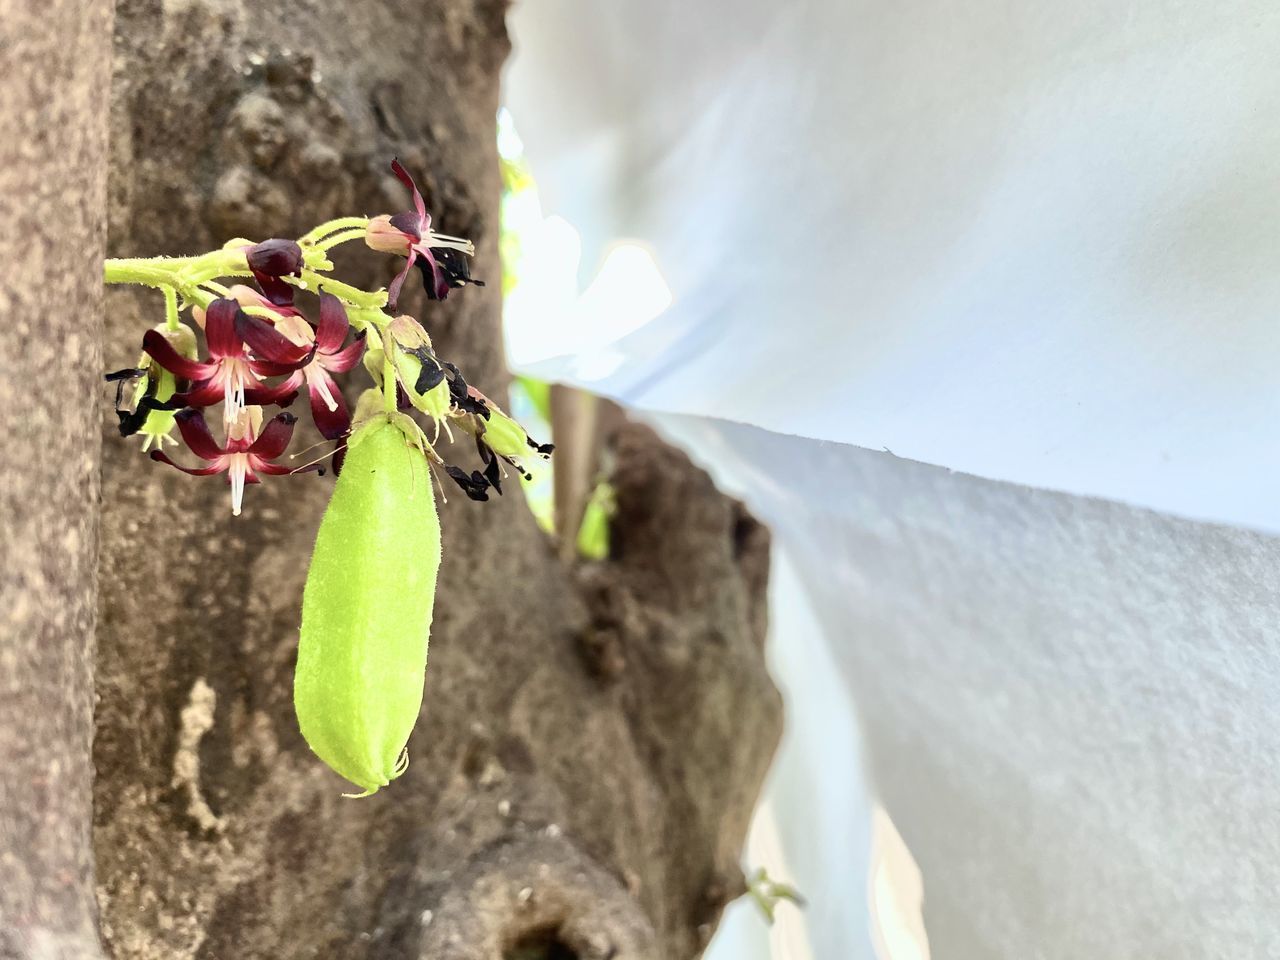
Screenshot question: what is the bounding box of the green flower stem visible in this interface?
[300,271,387,310]
[107,248,250,294]
[299,216,370,245]
[346,306,394,333]
[182,266,252,289]
[177,248,249,284]
[104,258,191,287]
[104,261,215,313]
[106,233,392,332]
[381,346,398,416]
[314,228,370,253]
[162,285,179,332]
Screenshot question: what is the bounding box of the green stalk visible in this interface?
[301,271,388,310]
[299,216,370,245]
[315,228,371,253]
[162,285,179,331]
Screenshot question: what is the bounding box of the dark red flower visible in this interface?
[150,408,318,515]
[142,299,311,423]
[415,247,483,304]
[246,239,304,307]
[365,159,483,307]
[238,292,366,440]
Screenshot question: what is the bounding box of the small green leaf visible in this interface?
[576,480,616,560]
[746,867,805,926]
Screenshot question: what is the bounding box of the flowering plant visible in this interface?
[105,159,549,513]
[104,160,551,793]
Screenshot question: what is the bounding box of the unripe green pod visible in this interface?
[294,417,441,795]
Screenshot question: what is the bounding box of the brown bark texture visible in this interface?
[0,0,114,957]
[84,2,782,959]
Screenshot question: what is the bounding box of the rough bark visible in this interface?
[0,1,114,958]
[92,3,781,959]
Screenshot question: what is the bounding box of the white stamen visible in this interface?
[426,230,475,255]
[223,374,239,424]
[289,436,337,460]
[229,455,248,516]
[221,360,250,426]
[290,442,345,474]
[306,365,339,412]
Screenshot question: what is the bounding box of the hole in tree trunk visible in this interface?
[503,926,581,960]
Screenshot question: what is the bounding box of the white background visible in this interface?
[503,3,1280,957]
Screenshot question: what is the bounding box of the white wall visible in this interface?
[502,2,1280,955]
[657,412,1280,960]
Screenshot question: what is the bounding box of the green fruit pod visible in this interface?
[294,418,441,795]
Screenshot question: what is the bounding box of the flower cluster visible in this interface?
[105,159,549,516]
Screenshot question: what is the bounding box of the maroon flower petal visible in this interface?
[246,239,303,278]
[171,379,227,408]
[204,300,245,359]
[308,372,351,440]
[149,449,227,476]
[247,240,303,307]
[271,369,305,394]
[247,412,297,460]
[248,356,311,378]
[141,329,215,381]
[254,274,297,308]
[174,408,226,460]
[315,293,349,352]
[387,254,415,309]
[415,249,451,301]
[391,158,427,221]
[323,332,366,374]
[389,210,425,240]
[236,311,312,365]
[242,381,300,408]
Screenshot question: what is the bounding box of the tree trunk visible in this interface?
[0,0,113,957]
[87,3,781,959]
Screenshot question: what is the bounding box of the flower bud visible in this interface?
[364,215,414,254]
[246,239,304,307]
[386,315,430,350]
[246,238,303,278]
